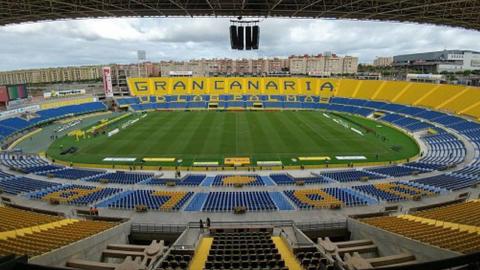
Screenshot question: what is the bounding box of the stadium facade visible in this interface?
[393,50,480,73]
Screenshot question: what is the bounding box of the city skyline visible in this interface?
[1,17,480,71]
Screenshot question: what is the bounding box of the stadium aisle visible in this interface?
[189,237,213,270]
[272,236,303,270]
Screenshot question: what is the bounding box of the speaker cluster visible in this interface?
[230,20,260,50]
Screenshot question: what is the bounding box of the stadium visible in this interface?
[1,1,480,270]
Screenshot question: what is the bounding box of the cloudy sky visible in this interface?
[1,17,480,71]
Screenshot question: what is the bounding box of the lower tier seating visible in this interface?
[270,174,329,185]
[352,182,437,202]
[366,165,427,177]
[145,174,206,186]
[0,153,49,169]
[157,249,194,270]
[103,190,193,211]
[212,175,265,187]
[29,185,122,205]
[320,170,384,182]
[295,247,335,270]
[86,172,153,184]
[204,231,287,270]
[37,168,105,180]
[284,188,368,209]
[0,177,61,195]
[412,174,478,191]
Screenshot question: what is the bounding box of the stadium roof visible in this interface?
[1,0,480,30]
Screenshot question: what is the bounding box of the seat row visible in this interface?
[360,216,480,254]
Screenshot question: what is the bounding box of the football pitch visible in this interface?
[47,111,419,167]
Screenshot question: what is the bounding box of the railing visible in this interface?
[131,223,187,233]
[295,219,347,231]
[187,219,294,228]
[131,219,347,234]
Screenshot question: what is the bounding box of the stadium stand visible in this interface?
[2,80,480,268]
[380,113,433,132]
[157,248,193,270]
[412,174,478,191]
[352,182,437,202]
[85,171,154,184]
[211,175,265,187]
[412,200,480,227]
[284,188,369,209]
[360,215,480,254]
[29,184,122,205]
[270,174,296,185]
[37,168,105,180]
[0,206,62,231]
[0,176,61,195]
[270,173,330,185]
[320,170,385,182]
[202,191,277,212]
[144,174,206,186]
[203,230,288,270]
[0,219,118,257]
[0,102,107,141]
[100,190,193,211]
[418,132,466,166]
[0,152,49,169]
[366,165,427,177]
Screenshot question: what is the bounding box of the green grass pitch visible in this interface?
[47,111,419,167]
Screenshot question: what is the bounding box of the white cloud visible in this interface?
[0,17,479,71]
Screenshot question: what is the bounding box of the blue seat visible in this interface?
[202,191,277,212]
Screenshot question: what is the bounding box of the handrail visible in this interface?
[131,219,346,234]
[131,223,187,233]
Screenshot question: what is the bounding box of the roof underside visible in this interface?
[1,0,479,30]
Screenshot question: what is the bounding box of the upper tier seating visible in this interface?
[360,216,480,254]
[202,192,277,212]
[0,219,117,257]
[0,206,62,232]
[320,170,384,182]
[86,172,153,184]
[204,231,287,270]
